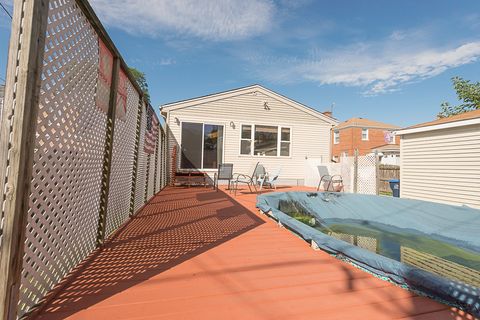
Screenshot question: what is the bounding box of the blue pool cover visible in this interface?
[257,192,480,316]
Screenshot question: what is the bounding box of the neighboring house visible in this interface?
[396,109,480,208]
[371,143,400,165]
[331,117,400,160]
[161,84,338,185]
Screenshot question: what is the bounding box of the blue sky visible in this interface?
[1,0,480,126]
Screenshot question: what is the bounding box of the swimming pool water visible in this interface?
[279,199,480,287]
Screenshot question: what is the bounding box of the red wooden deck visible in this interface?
[33,187,473,320]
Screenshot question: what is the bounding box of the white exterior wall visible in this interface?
[400,124,480,208]
[165,90,334,185]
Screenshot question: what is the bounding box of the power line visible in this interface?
[0,2,12,19]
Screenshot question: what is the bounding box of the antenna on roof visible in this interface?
[331,102,335,113]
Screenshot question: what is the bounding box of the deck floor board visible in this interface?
[34,187,467,320]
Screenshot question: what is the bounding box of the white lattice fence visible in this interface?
[105,81,140,237]
[304,155,377,195]
[161,130,167,189]
[147,145,156,200]
[0,0,168,318]
[340,156,354,193]
[134,103,148,212]
[155,132,161,193]
[19,1,106,314]
[357,155,377,195]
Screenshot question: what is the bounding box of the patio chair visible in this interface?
[233,162,265,195]
[213,163,234,191]
[317,174,344,192]
[258,167,281,191]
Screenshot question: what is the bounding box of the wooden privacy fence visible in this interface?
[0,1,167,318]
[378,165,400,194]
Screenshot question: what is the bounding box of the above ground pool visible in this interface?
[256,192,480,317]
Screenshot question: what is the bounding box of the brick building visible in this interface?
[331,117,400,160]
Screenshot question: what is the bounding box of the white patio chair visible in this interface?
[258,167,281,191]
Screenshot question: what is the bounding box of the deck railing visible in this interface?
[0,1,167,318]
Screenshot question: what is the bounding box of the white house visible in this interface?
[160,84,338,185]
[396,109,480,208]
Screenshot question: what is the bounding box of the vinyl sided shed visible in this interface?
[161,85,338,185]
[396,109,480,208]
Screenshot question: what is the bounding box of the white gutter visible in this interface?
[395,118,480,135]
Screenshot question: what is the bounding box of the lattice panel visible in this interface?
[134,105,147,213]
[340,156,354,193]
[155,130,162,193]
[357,155,377,195]
[147,144,156,200]
[162,133,167,189]
[401,247,480,288]
[329,232,354,244]
[357,236,377,253]
[18,1,106,316]
[105,80,139,237]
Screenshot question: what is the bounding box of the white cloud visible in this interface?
[247,40,480,95]
[389,31,406,41]
[89,0,275,41]
[158,58,176,66]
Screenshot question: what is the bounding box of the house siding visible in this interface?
[400,124,480,208]
[165,90,333,184]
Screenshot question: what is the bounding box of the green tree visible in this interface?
[439,76,480,118]
[128,67,151,103]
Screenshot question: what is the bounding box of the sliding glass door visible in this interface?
[181,122,224,169]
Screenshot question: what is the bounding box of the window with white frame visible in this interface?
[240,124,291,157]
[334,130,340,144]
[240,125,252,155]
[280,127,290,156]
[361,128,369,141]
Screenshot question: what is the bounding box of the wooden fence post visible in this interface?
[0,1,50,318]
[96,57,120,246]
[145,152,151,202]
[353,149,359,193]
[163,131,167,188]
[154,124,160,193]
[129,99,144,217]
[375,150,380,195]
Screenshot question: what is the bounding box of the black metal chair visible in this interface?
[213,163,234,191]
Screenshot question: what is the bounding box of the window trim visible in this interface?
[333,130,340,144]
[179,120,225,170]
[361,128,369,141]
[239,123,292,158]
[240,124,252,155]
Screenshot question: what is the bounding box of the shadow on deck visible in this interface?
[32,186,473,320]
[33,187,264,319]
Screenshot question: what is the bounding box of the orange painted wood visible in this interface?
[33,186,467,320]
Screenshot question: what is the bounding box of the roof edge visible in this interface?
[396,117,480,135]
[335,124,400,130]
[161,84,339,125]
